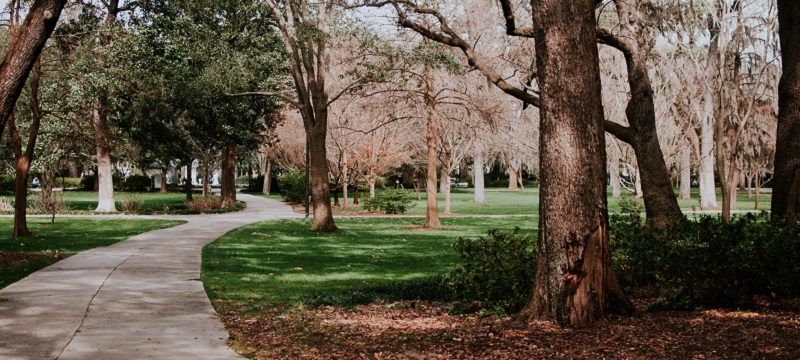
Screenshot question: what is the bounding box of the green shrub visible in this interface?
[247,174,265,192]
[0,174,15,195]
[446,228,537,314]
[610,211,800,310]
[79,174,95,190]
[123,175,151,192]
[362,190,415,214]
[277,170,306,203]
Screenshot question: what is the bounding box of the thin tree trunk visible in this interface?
[369,172,376,198]
[519,0,633,327]
[680,146,692,200]
[438,167,447,194]
[160,163,168,194]
[93,106,116,212]
[342,153,348,210]
[263,159,271,195]
[444,169,452,215]
[598,0,683,228]
[353,187,359,205]
[184,159,193,202]
[221,142,236,207]
[333,183,340,207]
[423,92,440,229]
[610,153,621,199]
[202,159,211,198]
[508,165,519,190]
[473,139,486,203]
[755,169,761,209]
[635,168,643,199]
[772,0,800,221]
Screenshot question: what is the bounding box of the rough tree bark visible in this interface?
[597,0,683,228]
[772,0,800,221]
[0,0,66,141]
[221,142,237,207]
[517,0,633,327]
[473,139,486,203]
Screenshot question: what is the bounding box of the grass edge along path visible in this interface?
[0,218,186,289]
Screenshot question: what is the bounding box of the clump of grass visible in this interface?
[119,193,144,212]
[186,196,223,212]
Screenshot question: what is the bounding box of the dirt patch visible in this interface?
[0,251,52,268]
[221,300,800,359]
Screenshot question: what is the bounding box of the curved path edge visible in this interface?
[0,194,300,360]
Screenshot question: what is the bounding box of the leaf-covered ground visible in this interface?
[221,299,800,359]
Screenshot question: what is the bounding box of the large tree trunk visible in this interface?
[93,106,116,212]
[221,142,237,207]
[772,0,800,221]
[307,118,336,231]
[680,146,692,200]
[598,0,683,228]
[423,95,440,229]
[0,0,66,141]
[518,0,633,327]
[473,139,486,203]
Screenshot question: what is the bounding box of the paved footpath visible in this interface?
[0,193,300,360]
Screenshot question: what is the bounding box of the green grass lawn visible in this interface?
[323,187,772,216]
[0,218,185,289]
[201,216,537,313]
[0,191,244,214]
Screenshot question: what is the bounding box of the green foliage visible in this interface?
[277,170,307,203]
[0,175,15,195]
[446,228,537,314]
[362,190,415,214]
[610,211,800,310]
[247,174,265,193]
[123,175,151,192]
[79,174,95,191]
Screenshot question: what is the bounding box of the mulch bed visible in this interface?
[221,299,800,359]
[0,251,51,268]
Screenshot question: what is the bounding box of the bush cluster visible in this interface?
[185,196,224,212]
[361,190,414,214]
[119,193,144,212]
[122,175,151,192]
[610,203,800,310]
[277,170,306,203]
[446,228,537,313]
[0,174,15,195]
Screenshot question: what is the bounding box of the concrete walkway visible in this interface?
[0,194,300,360]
